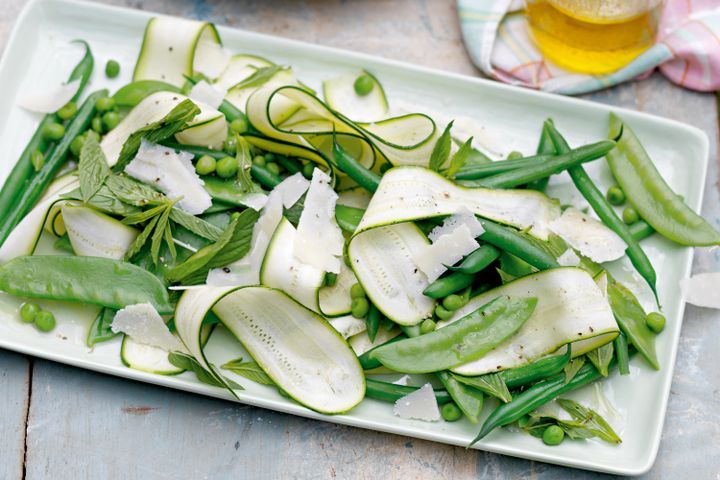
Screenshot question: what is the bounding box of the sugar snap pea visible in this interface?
[0,40,93,233]
[371,296,536,373]
[477,219,559,271]
[366,303,381,342]
[545,120,658,302]
[607,280,659,370]
[447,244,500,274]
[436,371,484,423]
[331,134,381,193]
[335,204,365,233]
[0,256,173,314]
[464,140,615,189]
[613,332,630,375]
[365,378,452,404]
[499,344,572,389]
[0,90,107,245]
[607,113,720,246]
[423,272,474,299]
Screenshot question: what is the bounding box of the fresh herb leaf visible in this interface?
[53,234,74,254]
[121,203,167,226]
[221,358,275,385]
[86,307,118,347]
[586,342,614,377]
[445,136,473,178]
[428,120,454,171]
[151,201,175,264]
[78,132,110,202]
[284,193,305,227]
[62,186,140,216]
[564,357,586,384]
[104,174,166,207]
[169,208,223,241]
[236,135,262,193]
[450,372,512,403]
[168,351,243,389]
[557,398,622,444]
[113,99,201,172]
[232,65,288,90]
[207,208,259,267]
[164,222,177,261]
[125,215,160,261]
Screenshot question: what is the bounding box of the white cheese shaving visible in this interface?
[125,140,212,215]
[328,315,367,339]
[294,169,344,273]
[238,192,268,211]
[206,190,283,286]
[17,79,81,113]
[393,383,440,422]
[188,80,227,109]
[414,224,480,282]
[273,172,310,208]
[557,248,581,267]
[681,272,720,309]
[392,375,411,386]
[549,207,626,263]
[428,207,484,242]
[111,303,186,352]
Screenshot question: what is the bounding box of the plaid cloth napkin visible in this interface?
[458,0,720,94]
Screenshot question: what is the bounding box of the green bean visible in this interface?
[477,219,559,271]
[365,378,452,404]
[0,90,106,245]
[629,219,654,241]
[0,256,173,314]
[448,244,500,274]
[465,140,615,188]
[613,332,630,375]
[545,121,658,302]
[217,99,247,124]
[371,296,536,373]
[0,40,93,231]
[437,371,484,423]
[472,359,613,443]
[112,80,181,107]
[276,156,301,174]
[499,344,572,389]
[607,113,720,246]
[527,122,555,191]
[454,153,555,180]
[331,134,382,193]
[366,304,381,342]
[335,204,365,233]
[423,272,474,299]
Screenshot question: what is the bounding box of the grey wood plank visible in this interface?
[0,351,30,480]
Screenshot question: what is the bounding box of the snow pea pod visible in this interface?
[478,219,559,271]
[614,332,630,375]
[0,255,173,314]
[0,90,107,245]
[499,344,572,389]
[423,272,474,299]
[606,280,659,370]
[465,140,615,189]
[0,40,93,234]
[358,335,405,370]
[607,113,720,246]
[365,378,452,404]
[371,295,536,374]
[112,80,181,107]
[436,371,484,423]
[472,358,615,443]
[545,121,658,302]
[447,244,500,274]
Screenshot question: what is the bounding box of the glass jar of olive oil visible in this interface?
[526,0,665,75]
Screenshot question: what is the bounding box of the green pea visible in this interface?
[105,59,121,78]
[230,118,248,134]
[195,155,217,176]
[542,425,565,446]
[264,152,276,162]
[216,156,239,178]
[19,302,40,323]
[56,102,77,121]
[91,116,104,134]
[102,111,121,131]
[266,162,281,176]
[95,96,115,112]
[252,155,266,167]
[606,185,626,205]
[442,294,466,311]
[517,415,532,429]
[31,150,44,172]
[351,297,370,318]
[224,135,237,155]
[379,162,392,174]
[70,135,86,157]
[419,318,436,334]
[507,150,523,160]
[34,310,56,332]
[353,74,374,96]
[302,162,315,179]
[324,272,337,287]
[350,283,366,299]
[622,207,639,225]
[42,122,65,141]
[646,312,666,333]
[434,304,453,320]
[440,402,463,422]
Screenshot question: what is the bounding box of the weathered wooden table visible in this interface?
[1,1,719,478]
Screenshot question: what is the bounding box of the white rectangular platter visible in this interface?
[0,0,708,475]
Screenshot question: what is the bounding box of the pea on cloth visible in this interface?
[458,0,720,94]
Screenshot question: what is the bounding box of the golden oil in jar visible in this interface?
[525,0,664,75]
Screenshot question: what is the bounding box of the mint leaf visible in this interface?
[557,398,622,444]
[450,372,512,403]
[563,357,586,384]
[169,208,223,241]
[231,65,288,90]
[586,342,614,377]
[221,358,275,386]
[445,137,473,178]
[78,131,110,202]
[428,120,453,171]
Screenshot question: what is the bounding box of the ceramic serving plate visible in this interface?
[0,0,708,475]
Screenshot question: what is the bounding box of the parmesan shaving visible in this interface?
[273,172,310,208]
[415,224,480,282]
[188,80,227,109]
[17,79,80,114]
[393,383,440,422]
[111,303,186,352]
